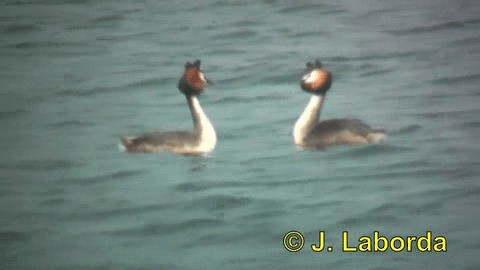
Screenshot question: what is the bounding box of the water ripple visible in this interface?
[385,18,480,36]
[185,194,251,212]
[412,109,480,120]
[5,0,92,5]
[359,68,394,77]
[390,124,422,135]
[332,144,414,158]
[63,170,144,185]
[338,213,398,226]
[325,50,425,62]
[278,3,345,14]
[89,14,125,24]
[1,159,78,171]
[210,30,258,40]
[3,24,40,34]
[0,230,30,242]
[429,73,480,85]
[50,120,94,128]
[56,85,129,97]
[64,202,173,221]
[213,94,286,105]
[0,109,30,120]
[457,121,480,131]
[111,217,224,237]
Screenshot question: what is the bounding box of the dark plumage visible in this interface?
[303,118,385,148]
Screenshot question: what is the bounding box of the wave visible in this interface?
[89,14,125,24]
[338,213,398,226]
[332,144,414,158]
[63,169,144,185]
[50,120,94,128]
[54,76,170,97]
[240,209,286,220]
[213,93,286,105]
[359,68,394,77]
[55,85,129,97]
[64,202,173,221]
[126,77,171,88]
[11,41,90,50]
[288,29,330,38]
[294,199,345,210]
[412,109,480,120]
[385,18,480,36]
[451,36,480,46]
[0,109,30,119]
[390,124,422,135]
[212,0,252,7]
[5,0,93,5]
[111,217,224,237]
[1,159,78,171]
[210,29,258,40]
[429,73,480,85]
[379,159,431,170]
[40,198,66,206]
[278,3,345,15]
[325,50,423,62]
[3,24,39,34]
[94,30,156,41]
[366,200,444,216]
[0,230,30,242]
[184,194,251,212]
[204,48,247,56]
[456,121,480,131]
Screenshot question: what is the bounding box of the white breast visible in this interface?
[190,96,217,153]
[293,95,323,145]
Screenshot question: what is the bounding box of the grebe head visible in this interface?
[300,59,332,95]
[178,59,211,96]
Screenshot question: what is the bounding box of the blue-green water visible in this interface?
[1,0,480,269]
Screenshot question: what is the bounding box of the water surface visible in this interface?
[1,0,479,269]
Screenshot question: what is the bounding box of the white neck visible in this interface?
[188,96,217,153]
[293,95,324,145]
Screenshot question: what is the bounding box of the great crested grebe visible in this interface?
[293,60,385,149]
[121,60,216,155]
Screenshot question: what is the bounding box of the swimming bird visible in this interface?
[121,60,216,155]
[293,60,385,149]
